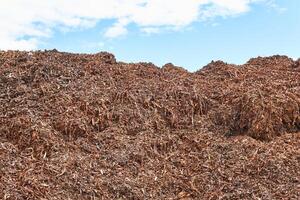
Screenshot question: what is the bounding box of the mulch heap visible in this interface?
[0,50,299,200]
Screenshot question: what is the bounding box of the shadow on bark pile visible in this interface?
[222,89,300,140]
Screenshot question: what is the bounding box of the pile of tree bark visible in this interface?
[0,50,299,199]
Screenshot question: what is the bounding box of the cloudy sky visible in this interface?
[0,0,299,71]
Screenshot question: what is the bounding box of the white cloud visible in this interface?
[141,27,161,34]
[0,0,268,50]
[264,0,287,13]
[104,18,129,38]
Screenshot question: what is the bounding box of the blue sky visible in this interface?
[1,0,299,71]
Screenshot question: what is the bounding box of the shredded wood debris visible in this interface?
[0,50,299,199]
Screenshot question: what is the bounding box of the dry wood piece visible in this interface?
[0,50,299,199]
